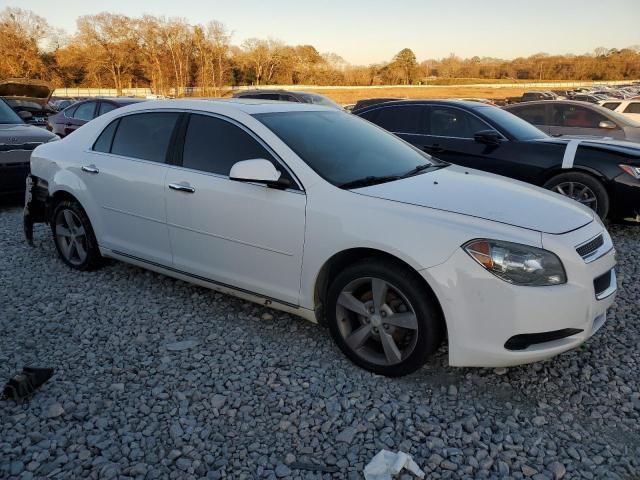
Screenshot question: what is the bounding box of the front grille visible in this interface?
[576,234,604,259]
[0,142,42,153]
[594,270,612,297]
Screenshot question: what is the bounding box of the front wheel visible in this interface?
[326,259,444,377]
[543,172,609,219]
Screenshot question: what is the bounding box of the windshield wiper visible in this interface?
[338,175,401,189]
[401,162,449,178]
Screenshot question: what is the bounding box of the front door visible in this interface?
[165,113,306,305]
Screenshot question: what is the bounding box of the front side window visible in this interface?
[508,104,547,125]
[182,114,294,185]
[110,112,180,162]
[371,106,423,134]
[254,110,436,187]
[73,102,96,121]
[428,107,487,138]
[549,105,607,128]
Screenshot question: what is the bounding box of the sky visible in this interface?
[4,0,640,64]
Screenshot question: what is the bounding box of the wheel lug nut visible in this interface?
[383,324,389,330]
[381,311,387,317]
[373,327,378,333]
[369,307,375,314]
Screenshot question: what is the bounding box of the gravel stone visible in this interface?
[1,204,639,480]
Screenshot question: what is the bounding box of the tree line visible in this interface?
[1,7,639,96]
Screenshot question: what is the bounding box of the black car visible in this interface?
[353,100,640,221]
[47,97,145,137]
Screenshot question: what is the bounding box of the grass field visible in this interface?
[296,86,530,104]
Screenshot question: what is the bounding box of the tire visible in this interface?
[543,172,609,220]
[50,200,103,271]
[326,258,444,377]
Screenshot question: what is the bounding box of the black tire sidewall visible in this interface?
[544,172,609,219]
[326,259,444,377]
[51,200,102,271]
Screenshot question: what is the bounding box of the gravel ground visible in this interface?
[1,200,639,480]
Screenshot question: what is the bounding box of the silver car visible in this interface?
[0,99,57,195]
[503,100,640,143]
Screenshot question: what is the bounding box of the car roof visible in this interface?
[113,98,332,115]
[353,99,491,112]
[505,100,602,108]
[235,89,300,96]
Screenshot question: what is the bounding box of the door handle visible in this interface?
[81,165,99,174]
[169,182,195,193]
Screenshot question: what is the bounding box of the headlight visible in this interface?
[619,164,640,179]
[463,239,567,286]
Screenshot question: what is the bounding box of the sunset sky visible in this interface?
[7,0,640,64]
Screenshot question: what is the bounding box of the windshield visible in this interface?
[254,110,435,186]
[480,106,548,140]
[300,93,342,109]
[0,99,23,124]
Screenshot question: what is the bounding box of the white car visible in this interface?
[24,100,617,376]
[599,99,640,122]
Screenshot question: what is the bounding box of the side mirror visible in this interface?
[598,120,617,129]
[474,129,502,146]
[229,159,291,189]
[18,110,33,121]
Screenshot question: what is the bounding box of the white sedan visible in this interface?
[24,99,617,376]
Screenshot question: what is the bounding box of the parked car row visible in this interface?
[519,83,640,105]
[24,98,620,376]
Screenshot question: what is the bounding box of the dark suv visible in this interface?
[47,97,145,137]
[232,89,342,109]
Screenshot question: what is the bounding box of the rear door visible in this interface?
[164,113,306,305]
[84,111,181,264]
[504,103,550,134]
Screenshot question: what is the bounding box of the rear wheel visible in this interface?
[51,200,103,271]
[543,172,609,219]
[326,259,444,377]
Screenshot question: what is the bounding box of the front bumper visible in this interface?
[422,221,616,367]
[609,172,640,222]
[0,160,30,194]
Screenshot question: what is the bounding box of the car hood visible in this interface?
[0,123,57,143]
[353,165,594,234]
[0,78,53,103]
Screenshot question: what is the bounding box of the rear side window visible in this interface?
[371,106,423,134]
[428,107,488,138]
[182,114,293,185]
[111,112,180,162]
[73,102,96,121]
[93,119,119,153]
[508,104,546,125]
[624,103,640,114]
[602,102,621,111]
[98,102,117,116]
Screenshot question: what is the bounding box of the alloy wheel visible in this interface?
[54,208,88,266]
[335,277,419,366]
[552,181,598,211]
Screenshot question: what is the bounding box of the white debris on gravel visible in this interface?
[363,449,425,479]
[0,203,639,479]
